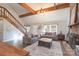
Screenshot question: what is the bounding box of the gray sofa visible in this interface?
[41,32,61,41]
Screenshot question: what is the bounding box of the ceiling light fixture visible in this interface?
[37,8,46,14]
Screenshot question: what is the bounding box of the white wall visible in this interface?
[21,8,70,38]
[0,18,24,48]
[3,19,24,47]
[21,8,70,25]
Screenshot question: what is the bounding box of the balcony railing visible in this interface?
[0,6,26,34]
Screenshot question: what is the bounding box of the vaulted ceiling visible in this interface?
[7,3,69,18]
[7,3,29,15]
[26,3,55,11]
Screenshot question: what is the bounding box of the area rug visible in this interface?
[24,41,63,56]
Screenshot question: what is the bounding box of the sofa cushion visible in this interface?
[41,32,56,38]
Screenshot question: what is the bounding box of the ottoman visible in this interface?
[38,38,52,48]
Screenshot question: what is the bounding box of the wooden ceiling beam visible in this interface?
[19,3,36,14]
[19,3,70,18]
[19,12,35,17]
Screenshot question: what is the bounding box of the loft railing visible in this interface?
[0,6,26,34]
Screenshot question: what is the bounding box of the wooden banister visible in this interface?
[0,6,26,34]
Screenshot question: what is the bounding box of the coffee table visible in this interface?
[38,38,52,48]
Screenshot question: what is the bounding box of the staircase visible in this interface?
[0,6,26,34]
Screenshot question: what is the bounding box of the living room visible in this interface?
[0,3,79,56]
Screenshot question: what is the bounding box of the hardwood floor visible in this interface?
[0,40,76,56]
[60,41,75,56]
[0,42,29,56]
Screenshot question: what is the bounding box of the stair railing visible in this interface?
[0,6,26,34]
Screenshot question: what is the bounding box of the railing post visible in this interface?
[1,7,2,17]
[4,9,5,17]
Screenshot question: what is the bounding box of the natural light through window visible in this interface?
[42,24,57,34]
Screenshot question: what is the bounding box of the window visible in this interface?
[42,24,57,34]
